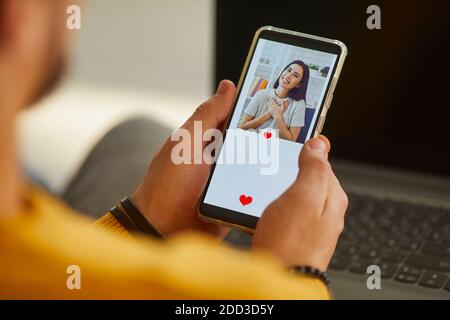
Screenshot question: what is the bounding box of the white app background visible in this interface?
[204,39,337,217]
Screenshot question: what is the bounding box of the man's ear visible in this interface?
[0,0,50,61]
[0,0,5,46]
[0,0,21,50]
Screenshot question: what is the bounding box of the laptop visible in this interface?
[217,0,450,299]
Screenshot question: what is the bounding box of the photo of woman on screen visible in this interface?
[239,60,309,142]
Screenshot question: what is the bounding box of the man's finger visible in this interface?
[323,171,348,230]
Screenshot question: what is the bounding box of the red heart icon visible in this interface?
[263,131,272,139]
[239,195,253,206]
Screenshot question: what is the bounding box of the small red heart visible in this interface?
[239,195,253,206]
[263,131,272,139]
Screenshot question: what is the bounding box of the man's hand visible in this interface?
[133,80,236,238]
[253,136,348,271]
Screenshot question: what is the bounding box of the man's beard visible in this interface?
[28,51,67,107]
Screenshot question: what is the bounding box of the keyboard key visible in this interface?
[348,260,372,274]
[381,249,407,262]
[395,274,421,284]
[405,227,422,238]
[398,265,422,276]
[427,231,444,242]
[378,258,402,267]
[337,245,359,258]
[399,239,422,252]
[444,279,450,291]
[383,237,399,248]
[341,230,358,243]
[329,256,351,271]
[395,266,423,284]
[418,272,447,289]
[406,254,450,272]
[355,229,369,239]
[358,235,380,246]
[359,248,381,260]
[379,263,398,279]
[421,243,450,258]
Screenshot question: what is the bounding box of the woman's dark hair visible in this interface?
[273,60,309,101]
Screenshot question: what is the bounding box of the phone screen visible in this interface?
[200,29,344,229]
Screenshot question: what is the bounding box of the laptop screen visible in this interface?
[215,0,450,177]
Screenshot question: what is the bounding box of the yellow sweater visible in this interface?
[0,187,330,299]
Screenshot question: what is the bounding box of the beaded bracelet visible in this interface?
[290,266,331,286]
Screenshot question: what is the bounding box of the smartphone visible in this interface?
[198,26,347,233]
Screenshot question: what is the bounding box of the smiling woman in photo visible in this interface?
[240,60,309,141]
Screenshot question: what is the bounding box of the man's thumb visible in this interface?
[185,80,236,130]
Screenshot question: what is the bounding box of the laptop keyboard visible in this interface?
[331,192,450,291]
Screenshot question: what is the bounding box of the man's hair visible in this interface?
[273,60,310,102]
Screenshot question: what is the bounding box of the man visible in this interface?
[0,0,347,299]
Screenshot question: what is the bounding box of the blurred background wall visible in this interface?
[19,0,216,193]
[69,0,214,103]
